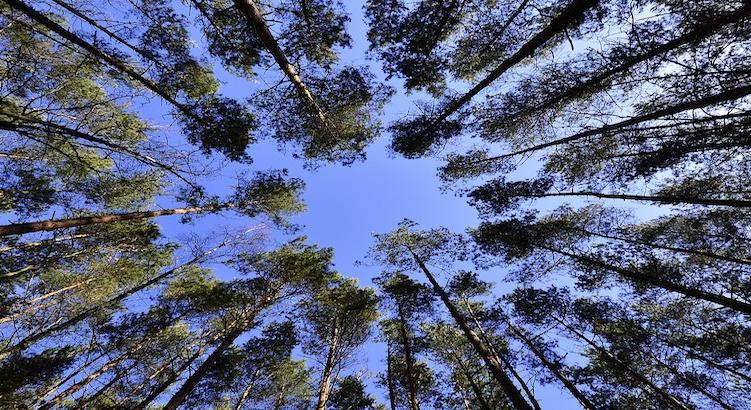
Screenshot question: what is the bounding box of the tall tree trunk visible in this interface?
[0,277,96,324]
[233,0,328,125]
[315,318,341,410]
[36,349,109,405]
[234,369,262,410]
[397,308,421,410]
[2,0,191,116]
[407,247,534,410]
[0,233,91,252]
[450,351,493,410]
[386,341,397,410]
[430,0,598,126]
[0,204,225,237]
[133,337,215,409]
[463,301,541,410]
[500,317,597,410]
[493,84,751,160]
[523,190,751,208]
[162,321,254,410]
[542,245,751,315]
[554,316,690,410]
[648,351,733,410]
[515,4,751,119]
[0,247,220,361]
[569,226,751,266]
[0,118,198,190]
[39,323,170,409]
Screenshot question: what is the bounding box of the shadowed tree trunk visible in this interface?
[162,325,249,410]
[406,247,534,410]
[510,4,751,120]
[450,351,493,410]
[386,341,397,410]
[499,316,597,410]
[3,0,190,115]
[490,84,751,160]
[552,315,690,410]
[397,307,421,410]
[429,0,599,126]
[540,245,751,315]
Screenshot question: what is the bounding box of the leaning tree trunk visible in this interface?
[3,0,191,116]
[162,325,247,410]
[397,308,421,410]
[450,351,493,410]
[0,247,219,361]
[315,318,341,410]
[386,341,398,410]
[500,316,597,410]
[234,369,262,410]
[516,4,751,120]
[554,315,690,410]
[0,204,225,237]
[233,0,328,125]
[406,247,534,410]
[496,83,751,160]
[463,301,541,410]
[430,0,599,126]
[543,245,751,315]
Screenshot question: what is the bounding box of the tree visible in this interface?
[329,375,382,410]
[0,170,304,238]
[376,272,437,410]
[301,278,379,410]
[371,222,535,410]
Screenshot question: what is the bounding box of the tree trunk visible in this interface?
[554,316,690,410]
[407,247,534,410]
[0,277,97,325]
[133,338,215,409]
[516,4,750,119]
[0,248,219,361]
[0,204,225,237]
[463,301,541,410]
[543,245,751,315]
[39,326,163,409]
[233,0,328,125]
[526,190,751,208]
[501,317,597,410]
[451,351,493,410]
[397,308,421,410]
[430,0,598,126]
[0,233,92,252]
[494,83,751,160]
[2,0,190,116]
[315,318,341,410]
[569,226,751,266]
[648,351,733,410]
[386,341,397,410]
[234,369,262,410]
[162,324,250,410]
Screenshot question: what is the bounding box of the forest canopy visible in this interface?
[0,0,749,409]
